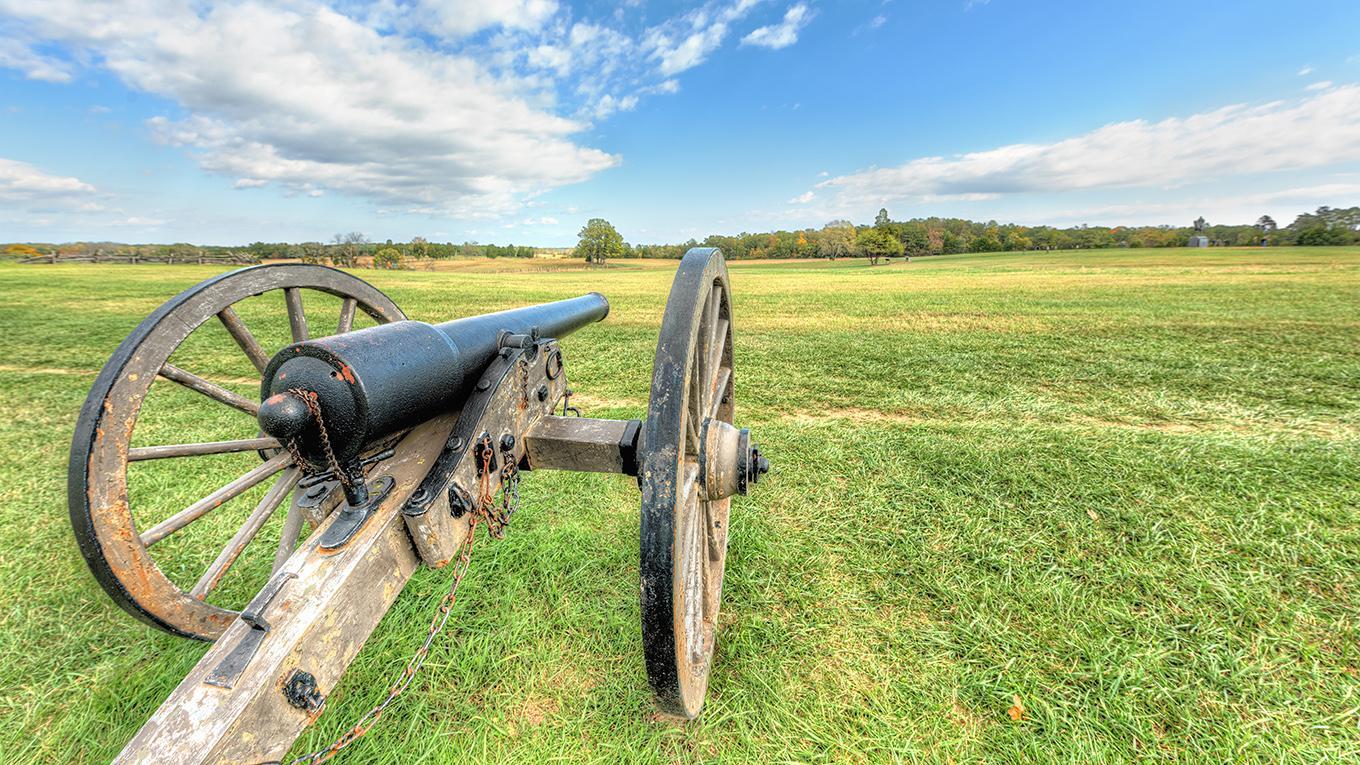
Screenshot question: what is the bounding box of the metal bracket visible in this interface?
[473,432,499,476]
[619,419,642,477]
[205,572,297,689]
[448,482,474,518]
[318,475,395,550]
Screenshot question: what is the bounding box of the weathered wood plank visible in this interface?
[524,415,640,474]
[114,410,460,765]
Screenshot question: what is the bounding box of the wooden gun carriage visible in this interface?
[68,248,768,763]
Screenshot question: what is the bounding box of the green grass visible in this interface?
[0,247,1357,763]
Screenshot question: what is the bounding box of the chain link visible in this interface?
[285,388,353,491]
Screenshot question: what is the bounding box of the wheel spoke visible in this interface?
[706,318,728,393]
[272,493,308,574]
[708,367,731,421]
[216,306,270,374]
[129,437,280,462]
[336,297,358,334]
[191,468,300,599]
[696,289,715,413]
[284,287,308,342]
[706,286,722,358]
[681,484,705,662]
[140,452,292,547]
[680,460,700,502]
[159,363,260,416]
[686,372,702,455]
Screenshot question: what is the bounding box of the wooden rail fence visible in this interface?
[18,252,259,266]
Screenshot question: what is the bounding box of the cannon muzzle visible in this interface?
[258,292,608,472]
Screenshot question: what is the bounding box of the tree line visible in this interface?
[7,205,1356,269]
[2,234,543,269]
[620,205,1360,262]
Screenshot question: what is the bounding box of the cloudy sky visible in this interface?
[1,0,1358,245]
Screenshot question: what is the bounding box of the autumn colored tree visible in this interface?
[814,222,855,260]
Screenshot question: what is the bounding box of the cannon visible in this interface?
[68,248,769,763]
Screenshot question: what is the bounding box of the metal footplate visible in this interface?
[204,572,297,689]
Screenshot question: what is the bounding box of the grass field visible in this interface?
[1,247,1357,763]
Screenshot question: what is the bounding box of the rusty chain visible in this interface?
[261,431,521,765]
[284,388,354,492]
[474,434,520,539]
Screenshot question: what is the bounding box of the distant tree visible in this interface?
[969,234,1003,253]
[575,218,624,265]
[1256,215,1277,233]
[941,231,967,254]
[874,208,891,229]
[855,227,904,265]
[926,228,944,256]
[374,247,404,269]
[297,241,325,264]
[331,232,368,267]
[1284,206,1360,245]
[1295,225,1348,246]
[898,222,930,257]
[409,236,430,260]
[814,221,856,260]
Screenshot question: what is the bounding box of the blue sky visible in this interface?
[1,0,1358,246]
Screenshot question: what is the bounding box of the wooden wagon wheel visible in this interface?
[68,264,405,641]
[640,247,736,718]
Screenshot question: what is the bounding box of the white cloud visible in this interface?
[1298,65,1314,76]
[408,0,559,39]
[652,25,726,76]
[0,35,72,82]
[869,14,887,29]
[522,216,558,225]
[645,79,681,95]
[0,157,95,203]
[0,157,170,230]
[645,0,762,76]
[814,85,1360,210]
[526,43,572,75]
[789,190,815,204]
[1306,80,1334,91]
[592,93,639,119]
[1037,182,1360,226]
[742,3,812,50]
[1,0,618,218]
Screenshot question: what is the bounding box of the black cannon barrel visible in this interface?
[258,292,608,469]
[432,292,608,375]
